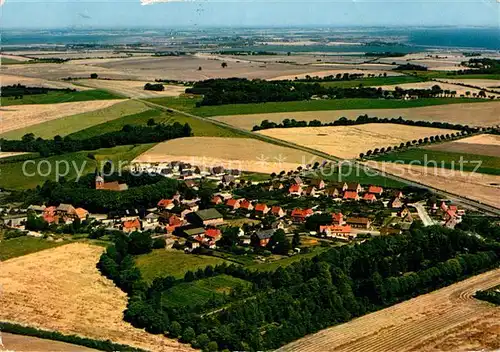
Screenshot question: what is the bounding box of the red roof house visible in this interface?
[205,228,222,241]
[343,191,360,201]
[255,203,270,215]
[239,200,254,211]
[331,212,345,225]
[157,199,175,210]
[368,185,383,195]
[289,184,303,196]
[226,198,240,210]
[363,193,377,202]
[123,218,141,233]
[291,208,313,222]
[319,225,353,240]
[271,206,286,218]
[211,196,223,205]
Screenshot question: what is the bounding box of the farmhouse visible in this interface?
[332,212,345,225]
[191,208,224,227]
[226,198,241,210]
[319,225,354,241]
[368,185,384,195]
[157,199,175,210]
[255,229,276,247]
[75,208,89,221]
[347,217,371,229]
[289,184,303,196]
[122,218,141,233]
[303,186,317,197]
[205,228,222,241]
[211,196,223,205]
[310,178,326,189]
[2,214,27,229]
[346,182,362,192]
[324,187,341,198]
[95,173,128,191]
[389,197,404,209]
[363,193,377,202]
[239,200,254,211]
[183,227,206,238]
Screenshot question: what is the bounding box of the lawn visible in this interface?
[0,236,63,261]
[135,249,229,282]
[246,247,328,272]
[0,144,154,190]
[148,96,485,117]
[373,148,500,175]
[320,75,427,88]
[161,274,251,308]
[1,100,150,140]
[0,89,123,106]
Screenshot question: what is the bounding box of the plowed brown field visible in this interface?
[279,269,500,352]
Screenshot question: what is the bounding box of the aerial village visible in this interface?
[0,159,466,263]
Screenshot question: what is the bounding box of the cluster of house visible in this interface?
[132,161,241,183]
[285,177,398,204]
[433,201,465,229]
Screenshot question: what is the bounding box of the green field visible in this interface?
[0,57,27,65]
[0,236,63,261]
[246,247,328,272]
[320,75,426,88]
[373,148,500,175]
[403,71,500,81]
[148,96,486,117]
[161,274,251,308]
[0,89,123,106]
[311,165,408,188]
[0,144,154,190]
[1,100,149,139]
[136,249,229,282]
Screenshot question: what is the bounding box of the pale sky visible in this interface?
[1,0,499,29]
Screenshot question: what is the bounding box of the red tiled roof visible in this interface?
[226,199,239,207]
[320,225,352,234]
[363,193,377,201]
[289,184,301,193]
[255,203,268,212]
[205,228,221,238]
[123,218,140,229]
[332,212,344,222]
[158,199,173,207]
[291,208,313,218]
[271,206,284,214]
[449,205,458,212]
[169,215,183,226]
[368,185,383,194]
[212,196,223,204]
[240,200,253,209]
[343,191,359,200]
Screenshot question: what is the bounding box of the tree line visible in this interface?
[186,78,386,106]
[97,223,500,351]
[0,122,192,156]
[252,114,475,132]
[2,84,76,98]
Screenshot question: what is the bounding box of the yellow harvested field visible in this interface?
[0,74,90,90]
[453,134,500,146]
[367,162,500,208]
[375,81,500,98]
[77,79,187,98]
[0,243,193,352]
[0,152,27,159]
[257,124,458,159]
[1,333,97,352]
[440,78,500,89]
[279,269,500,352]
[133,137,320,173]
[213,102,500,130]
[0,99,124,135]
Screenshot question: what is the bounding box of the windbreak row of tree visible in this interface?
[289,72,378,82]
[186,78,386,106]
[0,122,192,156]
[98,224,500,351]
[0,322,146,352]
[252,114,475,132]
[365,52,407,58]
[2,84,76,98]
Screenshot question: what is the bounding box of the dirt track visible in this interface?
[279,269,500,352]
[0,243,193,352]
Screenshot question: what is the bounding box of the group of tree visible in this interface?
[1,122,192,156]
[252,114,474,132]
[2,84,76,99]
[456,58,500,75]
[144,83,165,91]
[396,63,428,71]
[291,72,379,82]
[97,222,500,351]
[186,78,386,106]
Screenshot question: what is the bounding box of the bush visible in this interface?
[90,73,98,79]
[144,83,165,91]
[152,237,166,249]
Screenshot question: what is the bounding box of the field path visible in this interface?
[278,269,500,352]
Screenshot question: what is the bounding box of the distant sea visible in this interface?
[2,27,499,51]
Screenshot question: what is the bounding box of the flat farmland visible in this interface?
[440,78,500,89]
[0,99,125,137]
[77,79,187,98]
[1,333,97,352]
[425,134,500,158]
[0,99,147,139]
[374,81,500,98]
[367,161,500,208]
[0,243,193,352]
[133,137,320,173]
[270,68,401,80]
[279,269,500,352]
[1,74,89,90]
[213,101,500,130]
[257,124,458,159]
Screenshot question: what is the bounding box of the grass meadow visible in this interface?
[0,237,63,261]
[0,89,123,106]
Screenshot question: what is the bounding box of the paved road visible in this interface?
[137,98,500,216]
[409,202,436,226]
